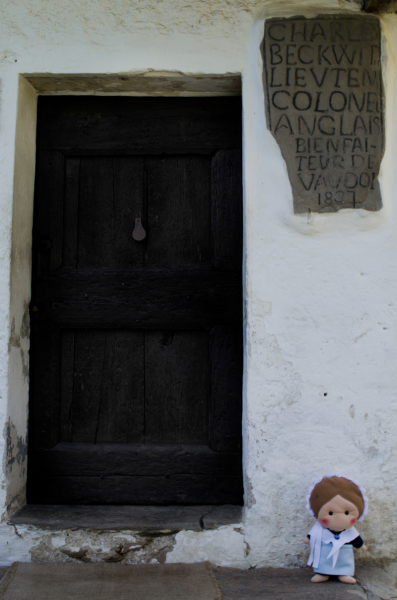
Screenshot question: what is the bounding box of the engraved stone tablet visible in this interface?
[263,16,384,213]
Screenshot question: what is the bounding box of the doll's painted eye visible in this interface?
[345,511,349,515]
[329,511,333,515]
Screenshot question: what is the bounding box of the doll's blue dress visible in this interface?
[313,539,354,576]
[307,524,364,577]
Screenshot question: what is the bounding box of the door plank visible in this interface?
[29,443,242,476]
[63,157,80,268]
[78,157,115,268]
[145,332,209,444]
[113,157,145,268]
[68,331,107,442]
[28,474,243,505]
[33,151,65,273]
[209,326,243,452]
[29,323,61,449]
[211,150,243,271]
[34,269,241,328]
[60,330,75,441]
[37,97,242,153]
[28,444,243,504]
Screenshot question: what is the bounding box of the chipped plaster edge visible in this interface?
[0,521,247,568]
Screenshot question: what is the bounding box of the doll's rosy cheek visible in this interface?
[320,518,329,525]
[350,518,357,524]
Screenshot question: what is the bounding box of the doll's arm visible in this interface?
[351,536,368,551]
[352,535,365,549]
[303,537,310,544]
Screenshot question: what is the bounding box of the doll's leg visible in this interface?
[338,576,356,584]
[311,574,329,583]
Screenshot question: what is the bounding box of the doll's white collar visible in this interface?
[307,521,359,569]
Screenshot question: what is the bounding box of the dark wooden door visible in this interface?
[28,96,243,505]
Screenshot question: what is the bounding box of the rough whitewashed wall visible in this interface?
[0,0,397,569]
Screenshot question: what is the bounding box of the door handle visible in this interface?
[132,218,146,241]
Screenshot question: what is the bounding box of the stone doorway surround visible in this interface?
[6,72,243,520]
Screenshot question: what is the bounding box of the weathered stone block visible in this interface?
[263,15,384,213]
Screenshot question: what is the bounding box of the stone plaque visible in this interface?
[263,15,384,213]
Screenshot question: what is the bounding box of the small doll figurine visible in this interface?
[304,475,368,584]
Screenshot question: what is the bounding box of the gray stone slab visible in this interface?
[385,563,397,588]
[9,505,242,532]
[263,15,384,213]
[216,567,369,600]
[0,567,9,581]
[202,506,243,529]
[356,566,397,600]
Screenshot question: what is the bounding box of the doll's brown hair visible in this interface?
[309,476,365,518]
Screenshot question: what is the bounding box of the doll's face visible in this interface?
[317,495,360,531]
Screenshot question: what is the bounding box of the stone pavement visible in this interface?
[1,563,396,600]
[216,566,397,600]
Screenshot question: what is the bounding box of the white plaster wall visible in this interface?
[0,0,396,568]
[242,13,397,567]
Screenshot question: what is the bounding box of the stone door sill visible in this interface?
[9,504,243,532]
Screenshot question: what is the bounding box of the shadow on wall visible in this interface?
[363,0,397,12]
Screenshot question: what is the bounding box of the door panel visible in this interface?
[78,157,145,269]
[60,330,145,444]
[145,331,209,444]
[28,96,243,505]
[145,156,212,269]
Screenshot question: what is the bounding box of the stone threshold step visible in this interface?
[1,565,392,600]
[9,504,243,532]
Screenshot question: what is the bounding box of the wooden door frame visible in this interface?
[6,72,244,518]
